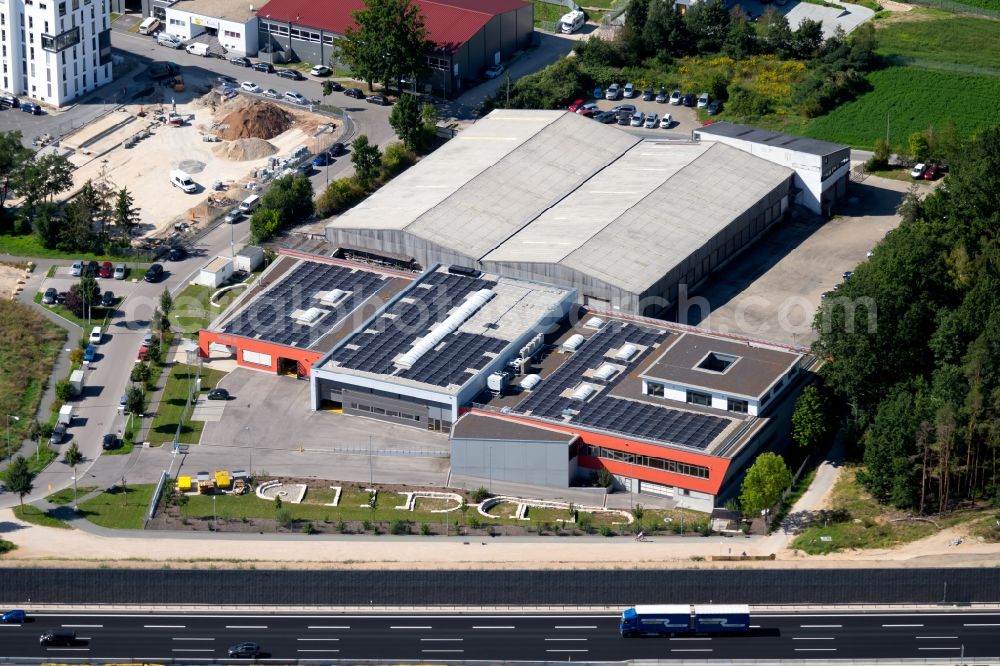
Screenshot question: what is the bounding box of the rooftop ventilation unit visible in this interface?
[562,334,585,353]
[520,373,542,390]
[594,363,617,381]
[584,316,605,330]
[395,288,494,369]
[615,343,639,362]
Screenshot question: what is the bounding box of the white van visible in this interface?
[157,32,182,49]
[89,326,102,344]
[138,17,160,35]
[559,10,585,34]
[239,194,261,213]
[185,43,209,57]
[170,169,197,193]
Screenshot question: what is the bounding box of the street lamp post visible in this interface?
[5,414,19,461]
[72,473,78,511]
[213,493,217,531]
[244,425,252,476]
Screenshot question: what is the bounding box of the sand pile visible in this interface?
[218,101,294,141]
[213,137,279,161]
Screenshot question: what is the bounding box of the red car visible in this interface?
[98,261,113,278]
[137,346,149,362]
[922,164,939,180]
[568,98,585,112]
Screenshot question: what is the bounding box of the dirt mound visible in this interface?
[213,137,279,161]
[218,100,294,141]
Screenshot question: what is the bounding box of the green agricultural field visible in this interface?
[801,67,1000,149]
[877,14,1000,70]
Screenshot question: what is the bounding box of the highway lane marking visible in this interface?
[801,624,842,628]
[919,647,962,651]
[172,638,215,641]
[45,648,90,651]
[545,638,587,641]
[146,624,186,628]
[422,650,464,654]
[391,625,432,629]
[307,625,350,629]
[792,637,835,640]
[555,625,597,629]
[473,625,516,629]
[964,623,1000,627]
[749,625,761,628]
[882,624,923,627]
[794,648,837,652]
[62,624,103,628]
[671,649,712,653]
[421,638,463,642]
[297,638,341,642]
[546,649,588,653]
[670,637,710,641]
[297,649,341,653]
[225,625,268,629]
[916,636,959,640]
[172,649,215,653]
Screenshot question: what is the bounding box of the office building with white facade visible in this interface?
[0,0,112,106]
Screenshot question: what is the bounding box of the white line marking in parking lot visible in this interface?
[964,623,1000,627]
[918,647,961,651]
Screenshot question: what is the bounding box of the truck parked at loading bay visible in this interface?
[619,604,751,637]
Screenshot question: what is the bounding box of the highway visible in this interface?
[1,610,998,661]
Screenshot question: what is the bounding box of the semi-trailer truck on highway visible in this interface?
[619,604,750,637]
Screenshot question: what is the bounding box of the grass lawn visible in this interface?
[147,364,228,446]
[0,233,136,262]
[13,504,72,529]
[47,486,97,505]
[169,283,243,338]
[531,0,568,25]
[876,13,1000,70]
[79,483,156,529]
[33,291,113,329]
[800,67,1000,149]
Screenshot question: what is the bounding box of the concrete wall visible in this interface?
[451,436,571,487]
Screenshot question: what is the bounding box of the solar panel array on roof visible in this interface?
[329,271,506,388]
[512,322,729,450]
[222,261,389,349]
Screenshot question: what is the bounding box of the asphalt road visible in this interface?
[1,610,998,661]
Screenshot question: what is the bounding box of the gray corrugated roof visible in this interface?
[451,412,577,442]
[696,122,847,157]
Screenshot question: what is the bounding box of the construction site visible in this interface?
[50,79,344,246]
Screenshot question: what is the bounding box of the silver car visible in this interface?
[644,112,659,128]
[629,111,645,127]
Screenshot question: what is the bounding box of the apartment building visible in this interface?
[0,0,113,106]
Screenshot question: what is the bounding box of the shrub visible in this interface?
[68,348,83,367]
[596,468,614,488]
[275,508,293,528]
[468,515,482,529]
[381,142,417,178]
[55,380,73,401]
[577,513,593,533]
[302,522,317,534]
[599,524,613,537]
[316,176,366,217]
[634,503,645,521]
[470,486,491,503]
[420,523,431,536]
[362,519,373,531]
[390,519,411,535]
[336,520,347,534]
[274,495,283,510]
[727,86,773,117]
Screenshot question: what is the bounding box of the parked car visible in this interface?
[911,163,927,179]
[312,152,334,167]
[143,332,155,346]
[923,163,940,180]
[275,68,304,80]
[617,111,632,126]
[623,82,636,98]
[605,83,621,100]
[83,345,96,363]
[655,87,668,104]
[629,111,645,127]
[644,112,659,128]
[568,98,585,112]
[42,288,57,304]
[697,92,710,108]
[659,113,673,128]
[310,64,332,76]
[89,326,102,344]
[50,423,66,445]
[224,207,243,223]
[217,75,238,86]
[483,63,504,79]
[609,104,635,116]
[98,261,113,278]
[593,111,617,124]
[284,91,308,105]
[344,87,364,99]
[21,102,42,115]
[0,93,20,108]
[167,247,186,261]
[326,81,344,92]
[144,263,163,283]
[682,93,696,107]
[670,90,682,105]
[240,81,261,93]
[252,62,274,73]
[207,388,230,401]
[137,346,149,362]
[113,264,126,280]
[85,260,99,277]
[261,88,279,99]
[365,94,388,105]
[228,642,261,658]
[70,260,83,277]
[102,433,119,451]
[843,271,854,280]
[642,87,654,101]
[230,56,251,67]
[1,610,26,624]
[101,290,115,307]
[706,100,722,115]
[329,142,346,156]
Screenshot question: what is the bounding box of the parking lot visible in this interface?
[684,175,921,346]
[589,92,704,138]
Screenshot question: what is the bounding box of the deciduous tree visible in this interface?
[389,93,423,151]
[791,385,834,450]
[338,0,430,95]
[739,452,792,515]
[351,135,383,188]
[6,455,33,511]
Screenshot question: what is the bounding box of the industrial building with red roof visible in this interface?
[255,0,533,95]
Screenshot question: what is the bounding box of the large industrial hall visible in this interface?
[325,110,796,315]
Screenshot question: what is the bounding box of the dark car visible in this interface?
[682,93,696,107]
[641,87,654,101]
[85,260,99,278]
[312,152,333,167]
[228,641,260,658]
[167,247,186,261]
[224,207,243,224]
[275,68,304,80]
[329,141,346,156]
[365,94,388,105]
[230,56,251,67]
[344,87,364,99]
[49,423,67,445]
[655,87,668,104]
[1,609,26,623]
[593,111,617,124]
[40,628,76,646]
[144,263,163,283]
[102,433,119,451]
[21,102,42,115]
[101,290,115,307]
[217,74,238,86]
[617,111,631,126]
[326,80,344,92]
[0,93,19,108]
[252,61,274,73]
[923,163,940,180]
[98,260,113,278]
[207,388,230,401]
[706,100,722,115]
[42,287,57,304]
